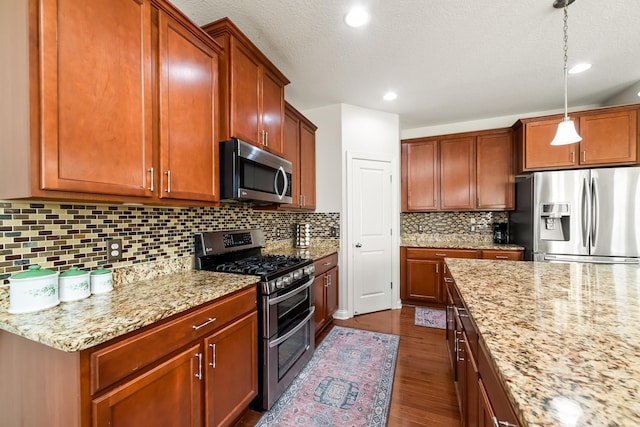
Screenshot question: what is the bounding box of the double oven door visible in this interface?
[258,274,315,410]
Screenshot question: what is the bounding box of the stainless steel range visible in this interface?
[194,229,315,410]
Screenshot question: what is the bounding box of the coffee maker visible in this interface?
[492,223,509,244]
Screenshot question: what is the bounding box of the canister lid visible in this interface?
[11,264,57,279]
[60,266,88,277]
[91,266,112,275]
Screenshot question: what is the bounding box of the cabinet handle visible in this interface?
[328,275,332,286]
[209,343,216,368]
[192,317,217,330]
[148,167,154,191]
[164,170,171,193]
[435,253,447,257]
[456,338,465,362]
[302,195,306,207]
[492,417,518,427]
[265,131,269,147]
[195,353,203,380]
[323,262,332,266]
[571,151,575,163]
[455,306,469,318]
[495,255,509,259]
[435,264,439,274]
[444,277,454,283]
[299,195,303,207]
[582,151,586,162]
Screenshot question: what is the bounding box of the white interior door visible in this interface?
[350,157,393,315]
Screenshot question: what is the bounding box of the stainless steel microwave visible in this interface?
[219,139,293,205]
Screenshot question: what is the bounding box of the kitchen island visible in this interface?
[445,258,640,426]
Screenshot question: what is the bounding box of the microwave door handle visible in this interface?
[274,166,288,200]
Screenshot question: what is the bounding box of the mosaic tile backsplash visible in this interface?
[0,201,340,283]
[401,211,509,235]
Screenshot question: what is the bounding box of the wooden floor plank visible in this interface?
[233,306,461,426]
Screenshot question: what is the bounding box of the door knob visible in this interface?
[355,243,362,248]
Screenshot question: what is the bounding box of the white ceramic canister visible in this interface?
[8,265,60,314]
[58,266,91,302]
[90,266,113,294]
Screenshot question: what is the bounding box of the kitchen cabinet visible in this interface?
[401,139,439,211]
[314,253,339,337]
[401,248,523,306]
[401,248,478,306]
[0,286,258,427]
[445,272,521,427]
[401,128,514,212]
[203,18,290,156]
[0,0,221,205]
[514,104,639,172]
[278,102,317,210]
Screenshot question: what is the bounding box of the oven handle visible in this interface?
[267,277,314,306]
[269,307,315,348]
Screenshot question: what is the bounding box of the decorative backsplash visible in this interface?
[0,200,340,283]
[401,211,508,235]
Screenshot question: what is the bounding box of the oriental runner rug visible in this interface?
[414,306,446,329]
[256,326,399,427]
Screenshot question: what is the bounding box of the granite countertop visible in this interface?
[401,233,524,250]
[445,258,640,426]
[263,239,340,261]
[0,270,258,353]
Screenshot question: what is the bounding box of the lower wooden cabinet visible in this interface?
[0,286,258,427]
[446,273,521,427]
[92,344,203,427]
[314,253,339,336]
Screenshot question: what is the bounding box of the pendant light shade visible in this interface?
[551,117,582,145]
[551,0,581,146]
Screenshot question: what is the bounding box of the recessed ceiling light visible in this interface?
[383,91,397,101]
[568,63,592,74]
[345,7,369,28]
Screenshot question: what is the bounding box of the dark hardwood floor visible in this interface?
[233,306,462,427]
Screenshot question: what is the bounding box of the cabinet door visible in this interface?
[463,333,480,427]
[158,12,219,202]
[579,110,637,165]
[261,69,285,155]
[280,107,301,208]
[204,312,258,427]
[40,0,153,197]
[401,140,439,211]
[524,118,577,170]
[229,39,261,146]
[440,137,476,210]
[405,259,442,303]
[477,132,514,210]
[299,120,317,210]
[326,267,339,319]
[314,274,328,334]
[92,344,202,427]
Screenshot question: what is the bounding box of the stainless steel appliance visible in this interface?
[194,229,315,410]
[219,138,293,205]
[510,166,640,264]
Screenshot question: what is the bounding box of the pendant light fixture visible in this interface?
[550,0,582,146]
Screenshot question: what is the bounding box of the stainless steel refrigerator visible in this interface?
[510,166,640,264]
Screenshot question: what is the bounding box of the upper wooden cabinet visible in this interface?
[203,18,289,156]
[401,139,439,211]
[402,128,514,212]
[278,102,317,210]
[0,0,221,205]
[514,104,639,172]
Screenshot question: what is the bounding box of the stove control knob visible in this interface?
[293,270,302,280]
[275,278,284,289]
[282,274,293,286]
[304,265,315,276]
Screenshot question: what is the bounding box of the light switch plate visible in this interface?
[107,238,123,262]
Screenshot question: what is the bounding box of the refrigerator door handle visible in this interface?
[581,177,590,249]
[591,176,599,248]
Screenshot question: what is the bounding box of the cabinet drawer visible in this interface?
[406,248,479,260]
[90,286,256,395]
[478,342,521,426]
[314,253,339,276]
[481,250,523,261]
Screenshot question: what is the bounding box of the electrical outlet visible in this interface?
[276,228,281,238]
[107,238,123,262]
[330,226,337,237]
[418,224,424,233]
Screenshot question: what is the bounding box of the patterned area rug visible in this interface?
[414,307,446,329]
[256,326,399,427]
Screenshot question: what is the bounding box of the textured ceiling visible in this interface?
[170,0,640,130]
